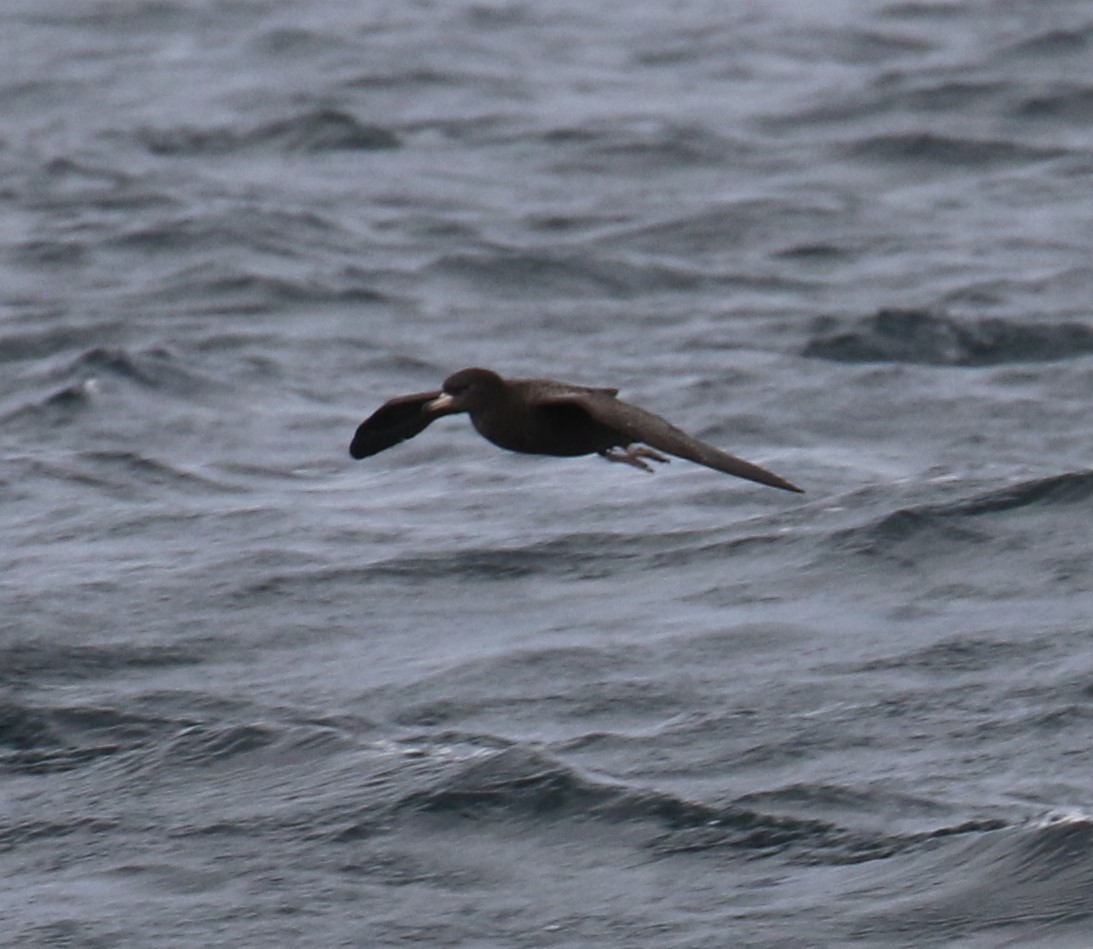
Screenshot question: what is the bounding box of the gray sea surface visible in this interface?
[3,0,1093,946]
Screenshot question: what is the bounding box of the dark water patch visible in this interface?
[398,746,1005,865]
[150,263,388,311]
[0,816,123,853]
[158,719,360,774]
[0,703,60,750]
[0,324,121,365]
[832,471,1093,557]
[234,527,760,603]
[248,26,362,57]
[833,507,986,558]
[106,206,346,258]
[251,26,327,55]
[374,541,638,582]
[732,783,956,837]
[1006,26,1093,59]
[33,156,128,192]
[847,132,1064,167]
[50,345,209,396]
[4,702,351,777]
[603,200,840,258]
[162,722,280,767]
[1,743,126,775]
[0,700,194,775]
[1,347,219,406]
[803,308,1093,365]
[141,109,401,156]
[859,634,1032,676]
[421,646,639,695]
[817,27,935,64]
[73,346,166,386]
[77,450,229,495]
[648,811,1004,865]
[775,242,848,261]
[23,158,174,213]
[12,238,87,267]
[881,2,971,20]
[545,120,753,171]
[921,470,1093,517]
[236,533,663,598]
[344,66,480,90]
[855,816,1093,943]
[1012,83,1093,122]
[22,0,191,31]
[524,210,629,236]
[977,700,1093,742]
[0,451,231,501]
[389,654,687,729]
[0,640,204,688]
[0,380,97,427]
[889,79,1011,113]
[429,248,715,299]
[774,79,1010,127]
[401,746,623,818]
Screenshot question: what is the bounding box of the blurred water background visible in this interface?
[2,0,1093,945]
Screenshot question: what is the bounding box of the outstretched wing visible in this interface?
[566,392,804,493]
[349,390,446,459]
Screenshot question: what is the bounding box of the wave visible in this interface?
[231,531,716,600]
[0,323,121,365]
[0,380,97,427]
[231,547,618,599]
[0,696,187,775]
[0,685,355,781]
[75,450,232,495]
[141,108,401,156]
[803,308,1093,365]
[66,346,200,391]
[1012,82,1093,122]
[0,641,203,689]
[395,745,1004,865]
[856,815,1093,942]
[104,206,345,257]
[762,77,1010,129]
[1005,25,1093,59]
[601,199,840,258]
[427,247,716,299]
[847,132,1064,167]
[147,263,388,311]
[1,345,217,428]
[833,470,1093,555]
[541,118,752,172]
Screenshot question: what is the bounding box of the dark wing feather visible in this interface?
[349,390,445,459]
[560,392,804,493]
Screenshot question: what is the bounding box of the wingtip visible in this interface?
[348,425,372,460]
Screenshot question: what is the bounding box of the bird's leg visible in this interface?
[599,445,670,473]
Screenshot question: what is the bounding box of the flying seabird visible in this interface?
[349,367,803,493]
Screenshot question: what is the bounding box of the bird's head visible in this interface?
[426,367,504,414]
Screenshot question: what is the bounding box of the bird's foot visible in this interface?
[599,445,670,473]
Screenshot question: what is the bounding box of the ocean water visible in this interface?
[3,0,1093,945]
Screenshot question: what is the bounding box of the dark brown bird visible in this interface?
[349,367,803,493]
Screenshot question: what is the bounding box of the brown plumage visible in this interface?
[349,367,803,493]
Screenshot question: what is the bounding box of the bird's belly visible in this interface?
[473,415,615,457]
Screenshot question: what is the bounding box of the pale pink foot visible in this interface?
[599,445,670,473]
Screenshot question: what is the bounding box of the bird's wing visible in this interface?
[349,390,448,459]
[547,392,804,493]
[515,378,619,398]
